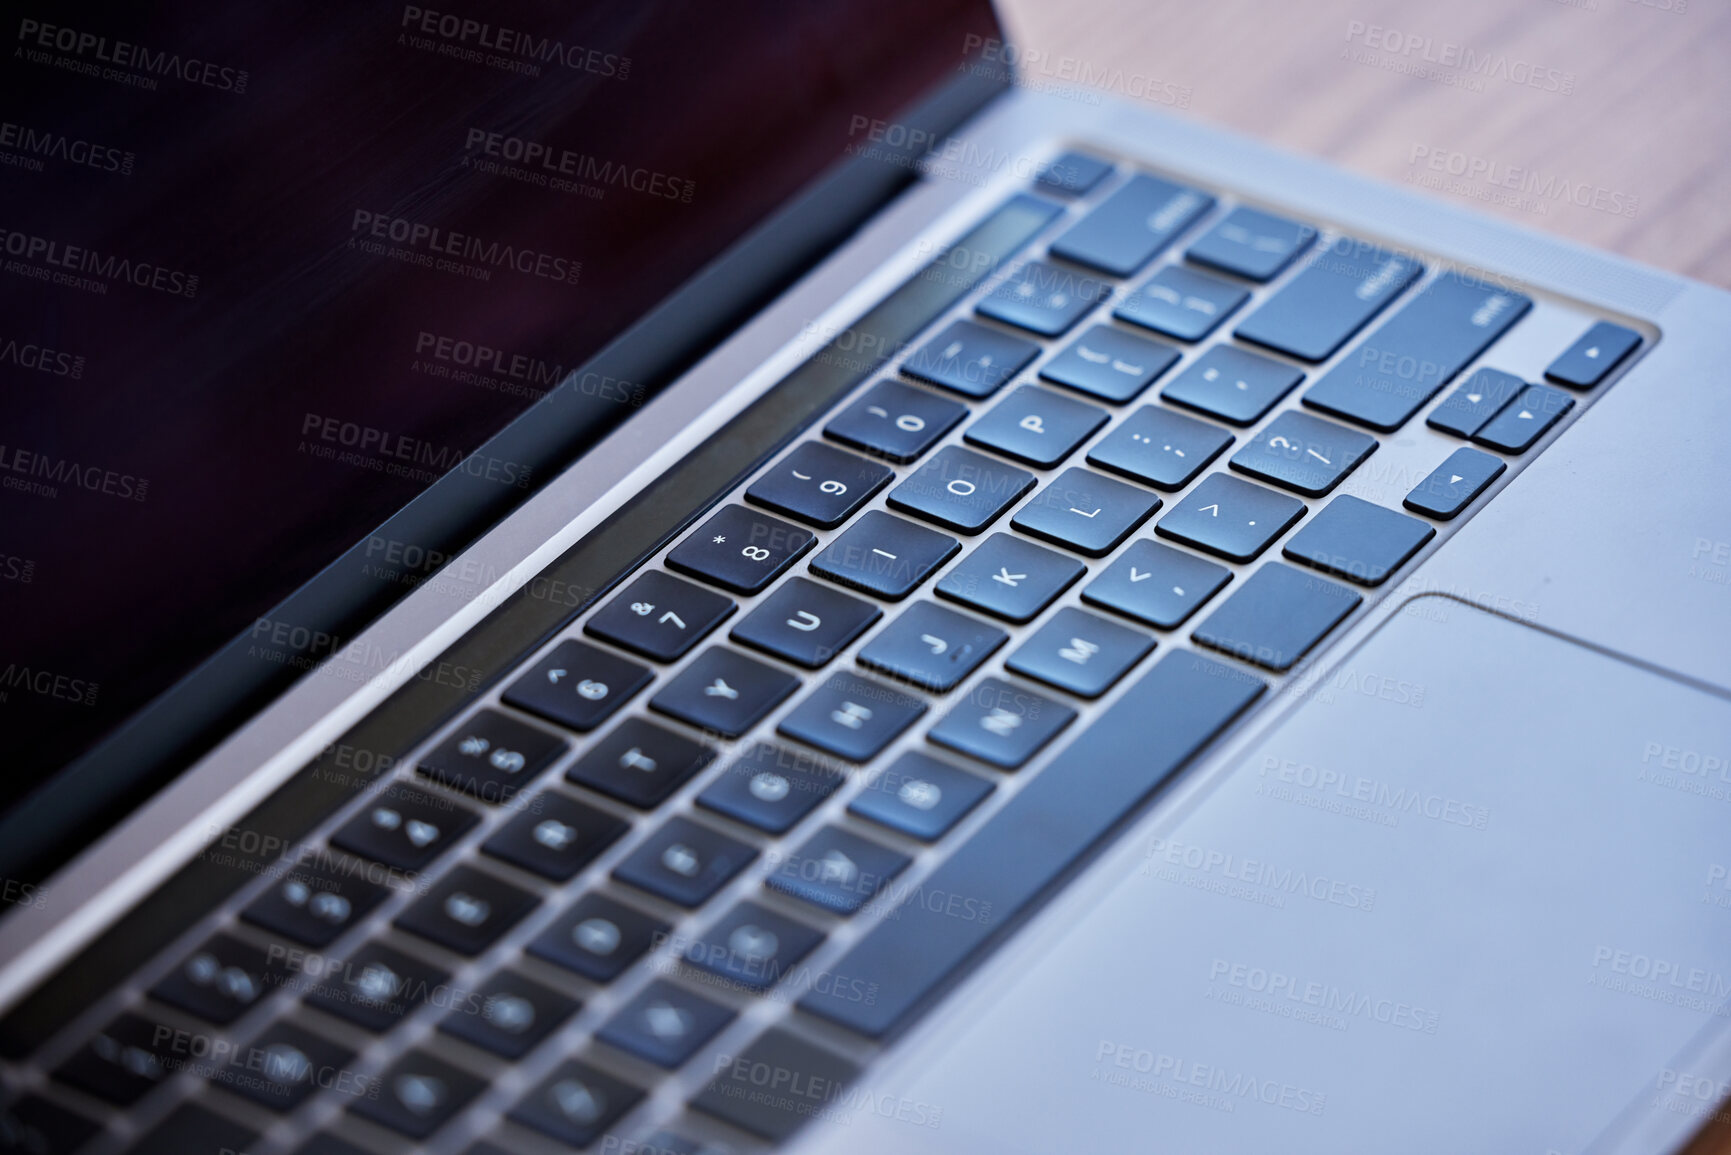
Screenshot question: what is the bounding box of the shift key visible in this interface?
[1302,273,1531,431]
[1235,238,1422,362]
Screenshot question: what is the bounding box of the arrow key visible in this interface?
[936,533,1084,622]
[767,826,912,915]
[1403,447,1507,521]
[1472,383,1573,453]
[1082,540,1232,629]
[1545,320,1640,389]
[1427,367,1527,439]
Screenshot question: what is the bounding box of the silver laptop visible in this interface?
[4,2,1729,1153]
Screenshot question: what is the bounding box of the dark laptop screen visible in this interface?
[1,1,1000,843]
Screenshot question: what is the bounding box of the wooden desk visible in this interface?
[994,1,1731,1148]
[998,0,1731,288]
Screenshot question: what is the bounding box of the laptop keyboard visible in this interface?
[16,148,1645,1154]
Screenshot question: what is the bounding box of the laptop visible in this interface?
[4,1,1729,1152]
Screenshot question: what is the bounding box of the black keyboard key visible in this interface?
[1085,404,1233,490]
[1303,272,1531,431]
[418,709,566,805]
[683,902,825,992]
[766,826,911,915]
[584,571,736,662]
[695,743,845,834]
[928,677,1077,769]
[1283,495,1436,586]
[1193,561,1362,672]
[1049,173,1214,277]
[777,671,926,762]
[528,893,668,983]
[1040,323,1180,403]
[665,505,815,595]
[54,1014,172,1106]
[731,577,881,668]
[801,650,1264,1037]
[128,1102,255,1155]
[439,969,578,1059]
[1472,383,1574,453]
[395,865,539,955]
[304,942,450,1032]
[857,601,1006,692]
[1427,367,1528,438]
[566,716,715,809]
[215,1021,358,1112]
[330,784,479,872]
[294,1135,373,1155]
[151,933,288,1025]
[1005,607,1155,698]
[0,1097,100,1155]
[848,751,995,842]
[935,532,1084,622]
[976,260,1112,337]
[902,319,1038,398]
[1011,467,1161,556]
[964,385,1108,467]
[1035,150,1112,196]
[808,510,959,600]
[1235,238,1422,361]
[1229,409,1378,497]
[1185,205,1317,282]
[510,1060,644,1149]
[1403,447,1506,520]
[240,862,390,949]
[1115,265,1249,342]
[1082,539,1232,629]
[1160,343,1305,426]
[887,445,1035,533]
[483,792,628,881]
[350,1050,485,1139]
[505,640,653,733]
[597,980,735,1068]
[1155,473,1306,563]
[613,816,757,907]
[649,647,800,739]
[824,379,966,463]
[745,441,893,528]
[1545,320,1640,388]
[693,1035,859,1146]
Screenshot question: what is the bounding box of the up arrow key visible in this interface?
[1449,474,1464,484]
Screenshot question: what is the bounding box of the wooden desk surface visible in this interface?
[997,0,1731,288]
[993,1,1731,1148]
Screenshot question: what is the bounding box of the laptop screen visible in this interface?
[1,0,1001,868]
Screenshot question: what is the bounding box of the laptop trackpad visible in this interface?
[800,598,1731,1155]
